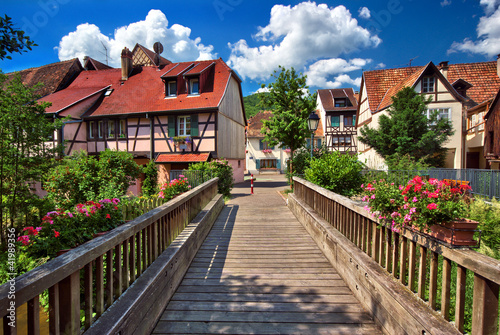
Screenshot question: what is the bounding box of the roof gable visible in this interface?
[318,88,358,112]
[132,43,171,67]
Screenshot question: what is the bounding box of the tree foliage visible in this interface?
[259,66,317,178]
[243,93,271,119]
[358,87,454,167]
[0,15,37,60]
[141,160,159,197]
[0,73,63,242]
[44,149,141,208]
[188,159,234,198]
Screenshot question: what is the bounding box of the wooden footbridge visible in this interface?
[1,176,499,334]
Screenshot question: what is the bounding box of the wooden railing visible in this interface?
[0,178,219,334]
[293,177,499,334]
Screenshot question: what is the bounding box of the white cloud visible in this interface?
[358,7,371,19]
[440,0,452,7]
[448,0,500,58]
[227,2,381,81]
[376,62,386,69]
[56,9,217,67]
[305,58,371,87]
[254,87,270,94]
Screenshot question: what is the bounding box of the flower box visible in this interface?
[409,219,479,247]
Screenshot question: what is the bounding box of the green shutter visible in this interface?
[353,115,356,125]
[317,139,321,147]
[168,116,175,137]
[256,159,260,170]
[332,116,340,127]
[306,138,311,148]
[259,140,263,150]
[277,159,281,170]
[190,114,199,136]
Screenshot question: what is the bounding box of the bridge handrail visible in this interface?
[293,177,499,334]
[0,178,219,334]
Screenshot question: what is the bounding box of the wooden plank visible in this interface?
[441,257,451,321]
[114,244,122,298]
[472,274,499,334]
[176,285,351,295]
[48,284,59,335]
[183,272,341,280]
[429,251,438,310]
[170,293,358,303]
[106,249,113,307]
[129,235,136,284]
[418,246,427,300]
[27,296,40,335]
[84,262,93,330]
[399,236,407,285]
[408,240,417,292]
[59,271,80,335]
[178,277,347,287]
[455,265,466,333]
[95,255,104,318]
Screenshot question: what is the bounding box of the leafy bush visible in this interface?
[304,151,365,197]
[158,176,191,200]
[44,149,141,208]
[285,145,329,183]
[141,160,159,197]
[386,153,430,170]
[469,198,500,259]
[188,159,233,197]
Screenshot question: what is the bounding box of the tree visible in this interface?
[358,86,454,167]
[0,73,64,242]
[0,15,37,60]
[259,66,317,179]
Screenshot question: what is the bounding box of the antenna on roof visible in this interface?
[153,42,164,68]
[98,41,109,65]
[408,56,419,67]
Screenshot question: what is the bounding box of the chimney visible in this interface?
[121,47,133,81]
[83,56,88,70]
[439,61,449,79]
[497,54,500,78]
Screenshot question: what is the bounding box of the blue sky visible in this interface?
[1,0,499,96]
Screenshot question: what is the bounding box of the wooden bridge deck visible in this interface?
[152,177,382,335]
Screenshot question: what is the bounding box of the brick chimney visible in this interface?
[438,61,449,79]
[497,54,500,78]
[121,47,133,81]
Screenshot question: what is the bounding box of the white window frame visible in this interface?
[119,119,126,138]
[98,121,104,139]
[89,121,95,139]
[107,120,115,138]
[178,116,191,136]
[422,77,435,93]
[167,81,177,97]
[189,78,199,95]
[425,108,451,125]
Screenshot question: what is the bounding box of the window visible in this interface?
[422,77,435,93]
[344,115,355,127]
[478,112,485,131]
[89,121,95,139]
[189,78,199,95]
[107,120,115,138]
[119,120,126,138]
[98,121,104,139]
[331,115,340,127]
[259,140,275,150]
[167,81,177,97]
[178,116,191,136]
[425,108,451,124]
[334,99,346,107]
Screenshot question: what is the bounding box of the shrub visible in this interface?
[304,151,365,197]
[158,176,191,200]
[189,159,233,197]
[469,198,500,259]
[141,160,159,197]
[285,145,329,183]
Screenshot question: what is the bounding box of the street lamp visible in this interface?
[307,112,320,158]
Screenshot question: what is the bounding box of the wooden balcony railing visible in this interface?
[0,178,219,334]
[292,177,499,334]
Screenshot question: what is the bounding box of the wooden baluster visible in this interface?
[48,283,60,335]
[472,274,499,334]
[95,255,104,318]
[163,216,168,249]
[399,236,408,285]
[152,221,158,261]
[372,222,380,263]
[455,265,466,333]
[408,240,417,292]
[106,249,113,307]
[378,226,385,267]
[3,314,17,335]
[28,296,40,335]
[361,216,366,252]
[129,235,136,284]
[366,218,372,257]
[392,233,399,278]
[385,229,392,272]
[123,239,129,291]
[418,246,427,300]
[136,231,142,275]
[441,257,451,321]
[142,228,147,271]
[59,271,80,335]
[147,225,153,266]
[115,244,122,297]
[83,262,93,330]
[429,251,438,310]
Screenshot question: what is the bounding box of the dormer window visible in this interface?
[189,78,199,95]
[335,99,346,107]
[422,77,435,93]
[167,81,177,97]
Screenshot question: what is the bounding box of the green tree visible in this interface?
[0,15,37,60]
[0,73,63,242]
[141,160,159,196]
[259,66,317,180]
[44,149,141,208]
[243,93,271,119]
[358,86,454,167]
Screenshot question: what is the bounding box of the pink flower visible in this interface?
[404,214,412,222]
[54,230,60,238]
[391,211,400,218]
[412,197,418,203]
[427,203,438,210]
[409,207,416,214]
[67,212,73,218]
[370,194,376,200]
[390,199,395,204]
[18,235,30,246]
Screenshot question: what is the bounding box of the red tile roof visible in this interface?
[155,153,209,163]
[7,58,83,97]
[40,86,109,114]
[247,110,323,137]
[84,57,112,71]
[40,58,237,117]
[363,61,500,113]
[318,88,358,112]
[133,44,171,66]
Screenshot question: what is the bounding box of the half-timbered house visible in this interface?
[484,88,500,169]
[317,88,358,153]
[38,44,246,193]
[357,59,500,169]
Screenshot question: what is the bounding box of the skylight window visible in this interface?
[104,89,114,97]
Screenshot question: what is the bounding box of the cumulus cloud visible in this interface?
[376,63,386,69]
[440,0,452,7]
[305,58,371,87]
[56,9,216,67]
[448,0,500,58]
[358,7,371,19]
[227,2,381,81]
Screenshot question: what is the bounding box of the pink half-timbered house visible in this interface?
[39,44,247,193]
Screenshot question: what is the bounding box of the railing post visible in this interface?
[472,274,499,334]
[59,271,80,334]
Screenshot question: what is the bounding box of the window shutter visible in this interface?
[317,139,322,147]
[259,140,263,150]
[190,114,199,136]
[256,159,260,170]
[277,159,281,170]
[168,116,176,137]
[306,138,311,148]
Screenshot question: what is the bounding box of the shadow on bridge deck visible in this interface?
[151,176,382,334]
